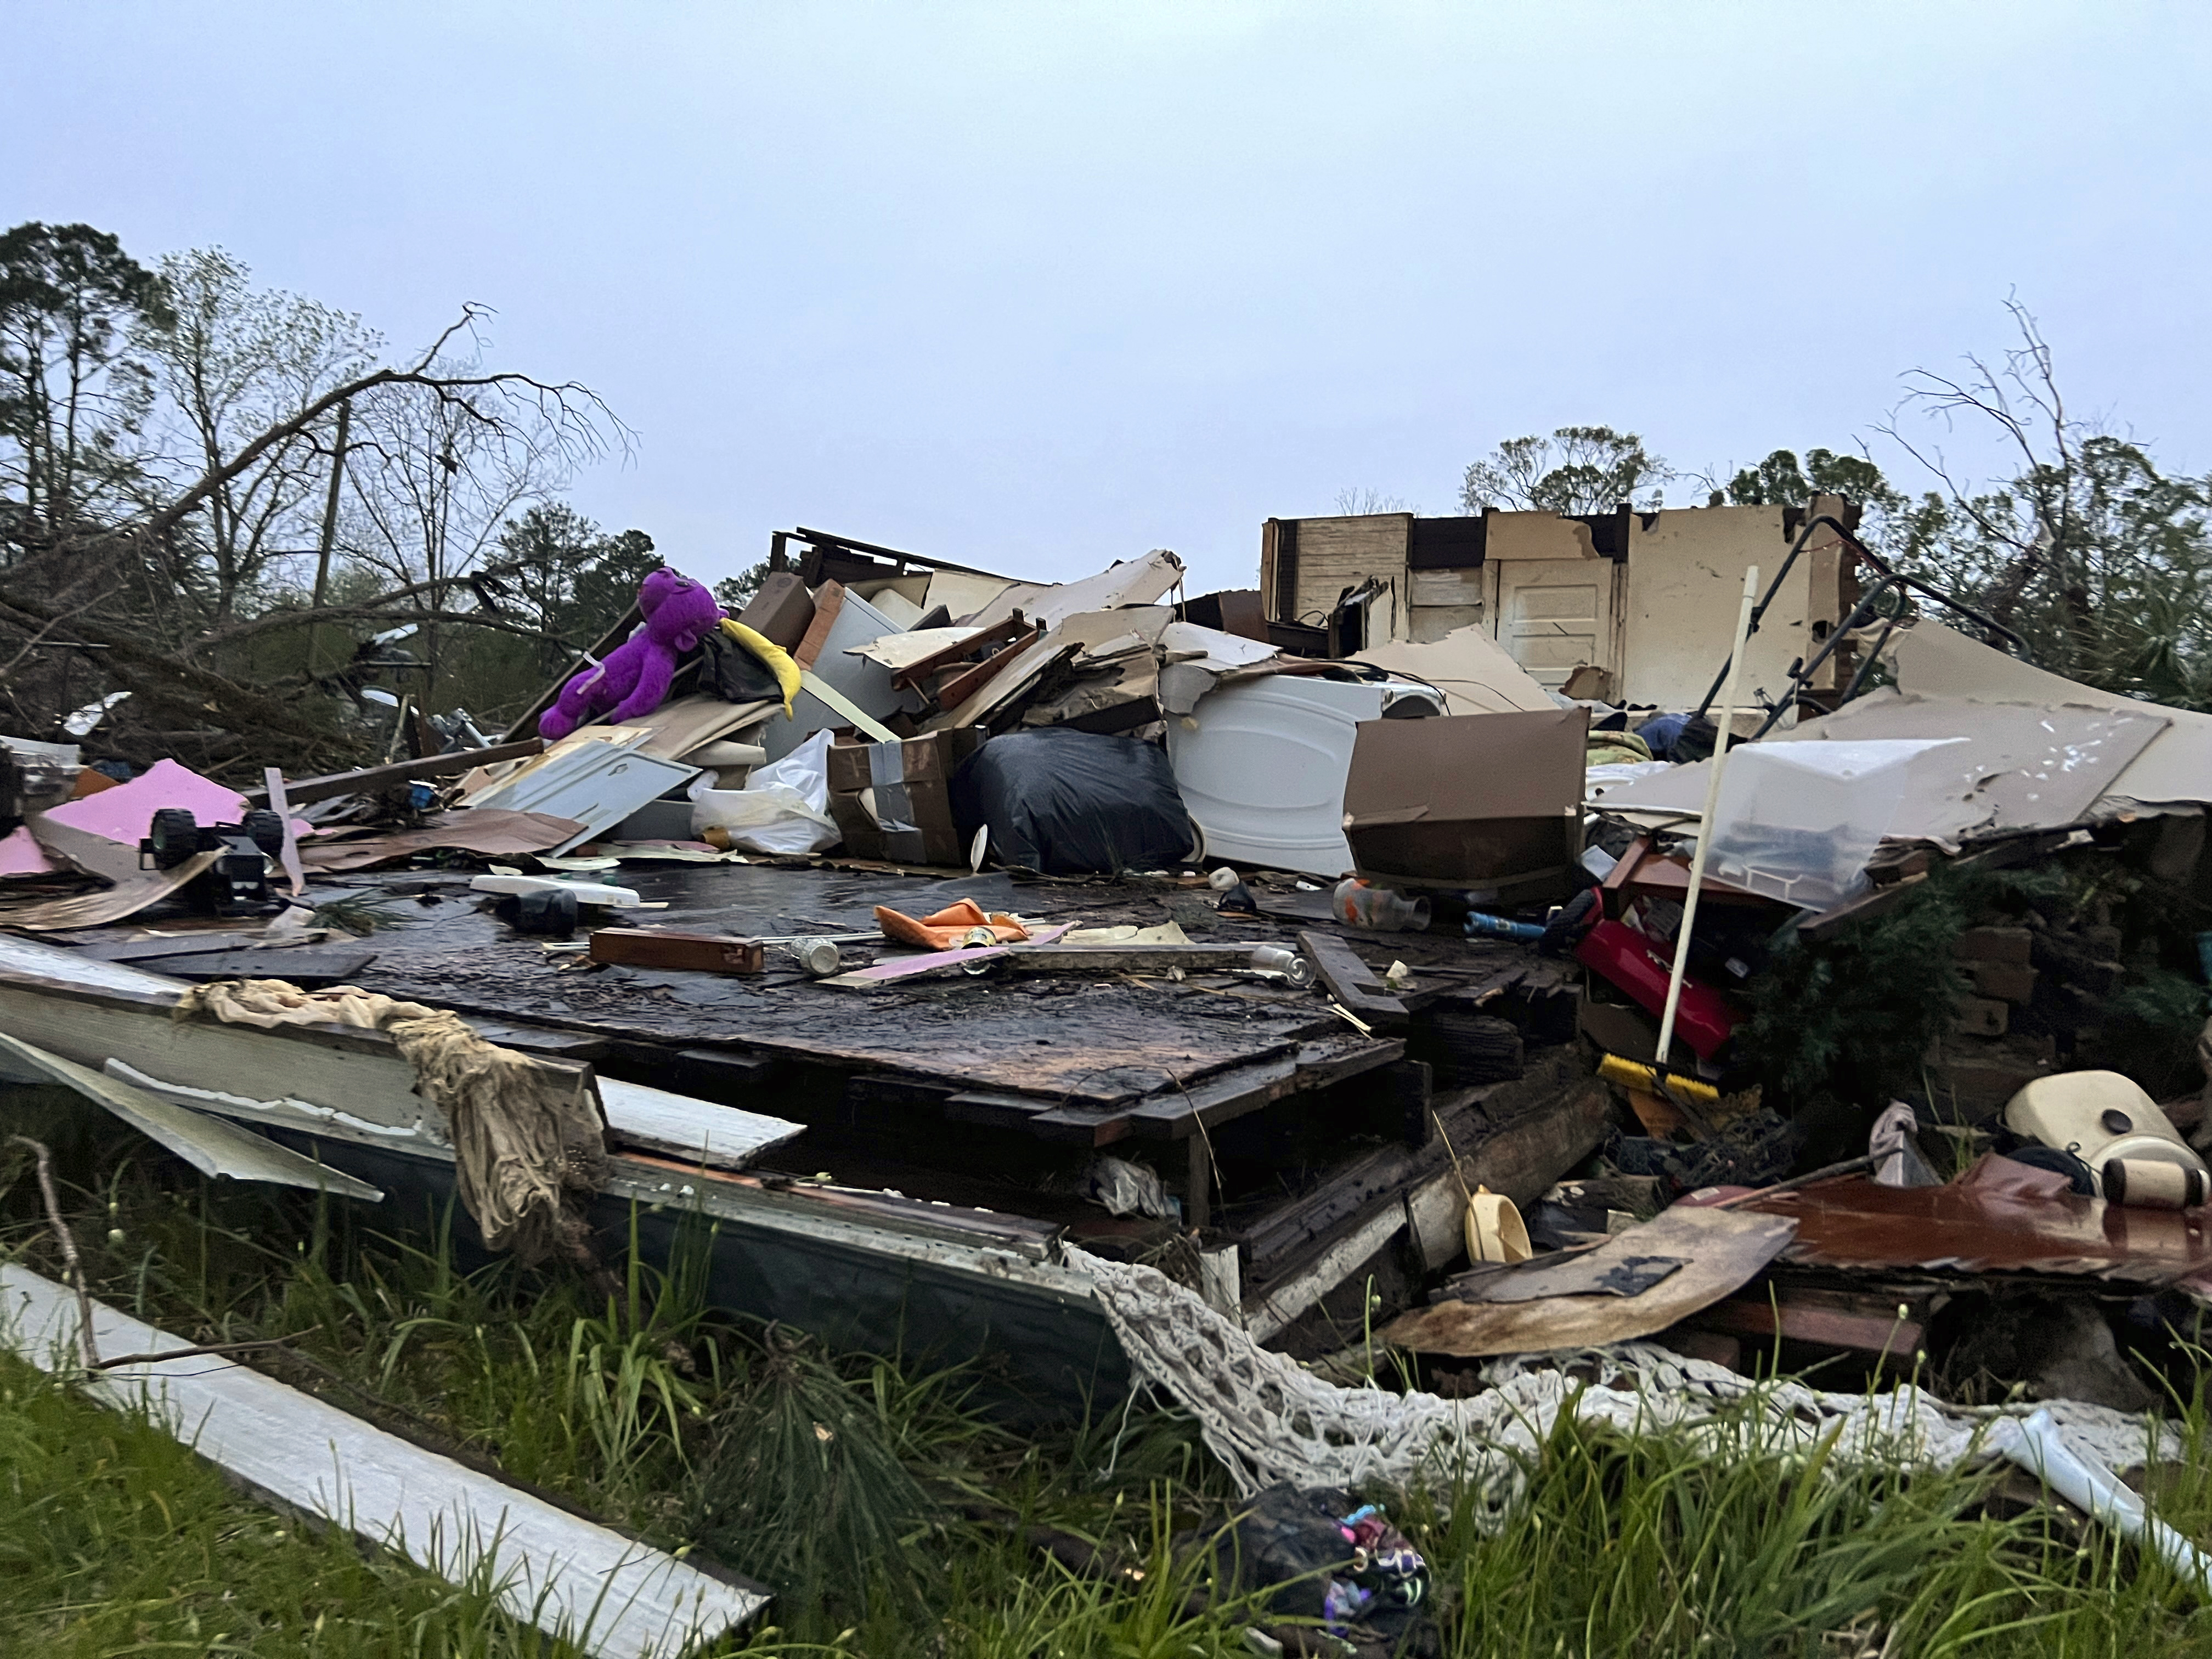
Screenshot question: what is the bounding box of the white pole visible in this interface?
[1655,565,1759,1073]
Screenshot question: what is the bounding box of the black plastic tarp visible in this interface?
[952,728,1194,876]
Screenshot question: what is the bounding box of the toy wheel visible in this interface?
[147,808,199,869]
[241,809,286,857]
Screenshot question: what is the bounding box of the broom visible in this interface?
[1595,563,1760,1120]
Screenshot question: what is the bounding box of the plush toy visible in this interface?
[539,567,723,740]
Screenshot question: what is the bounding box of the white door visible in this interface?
[1489,560,1616,691]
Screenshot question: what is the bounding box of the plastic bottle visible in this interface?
[1464,910,1545,943]
[1331,878,1432,933]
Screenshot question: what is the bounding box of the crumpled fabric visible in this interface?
[873,898,1030,951]
[173,979,607,1266]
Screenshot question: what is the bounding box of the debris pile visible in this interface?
[7,507,2212,1452]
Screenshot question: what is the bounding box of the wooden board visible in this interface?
[1378,1208,1799,1357]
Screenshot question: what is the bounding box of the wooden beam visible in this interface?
[1296,929,1408,1024]
[244,738,545,807]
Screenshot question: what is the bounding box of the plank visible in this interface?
[147,947,379,986]
[596,1077,805,1171]
[0,1266,766,1658]
[1296,929,1408,1023]
[244,739,545,807]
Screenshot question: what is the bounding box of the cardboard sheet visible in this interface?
[1378,1206,1798,1357]
[0,848,223,930]
[298,809,586,872]
[1342,706,1588,894]
[1350,624,1557,716]
[962,549,1184,635]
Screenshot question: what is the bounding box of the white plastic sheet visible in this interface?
[687,729,840,855]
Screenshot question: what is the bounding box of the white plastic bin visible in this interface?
[1705,738,1961,909]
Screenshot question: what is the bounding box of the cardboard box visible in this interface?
[1341,707,1588,899]
[828,727,987,865]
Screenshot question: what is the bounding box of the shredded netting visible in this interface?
[1065,1246,2177,1517]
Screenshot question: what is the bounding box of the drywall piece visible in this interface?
[1350,624,1555,715]
[471,873,644,907]
[962,549,1184,635]
[924,569,1017,623]
[458,743,701,856]
[1376,1207,1798,1357]
[0,930,185,993]
[757,586,911,761]
[1888,622,2212,811]
[850,626,983,670]
[0,1030,385,1201]
[1620,504,1838,709]
[1596,693,2167,847]
[0,1266,768,1658]
[596,1077,806,1171]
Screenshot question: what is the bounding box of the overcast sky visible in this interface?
[10,4,2209,595]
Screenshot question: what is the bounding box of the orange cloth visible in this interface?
[874,898,1031,951]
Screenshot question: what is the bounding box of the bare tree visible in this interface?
[0,296,625,771]
[1878,300,2212,704]
[131,247,380,623]
[1333,486,1418,516]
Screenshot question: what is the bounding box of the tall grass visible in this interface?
[10,1088,2212,1656]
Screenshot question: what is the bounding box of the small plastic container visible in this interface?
[1331,878,1432,933]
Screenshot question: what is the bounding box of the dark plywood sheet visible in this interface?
[341,864,1347,1105]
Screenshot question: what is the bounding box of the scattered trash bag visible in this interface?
[698,624,786,706]
[1195,1484,1432,1650]
[950,728,1195,876]
[2001,1142,2096,1195]
[1081,1155,1173,1220]
[494,885,578,937]
[1870,1099,1942,1188]
[688,729,840,855]
[1635,711,1718,763]
[1538,883,1602,955]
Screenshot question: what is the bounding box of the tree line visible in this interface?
[0,222,664,775]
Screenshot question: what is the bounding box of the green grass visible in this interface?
[9,1093,2212,1656]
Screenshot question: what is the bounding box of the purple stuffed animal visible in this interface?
[539,567,723,740]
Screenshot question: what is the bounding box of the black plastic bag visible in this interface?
[698,625,785,706]
[950,727,1194,876]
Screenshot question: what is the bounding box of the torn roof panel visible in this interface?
[1595,691,2168,847]
[1888,622,2212,810]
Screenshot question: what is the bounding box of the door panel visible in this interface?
[1491,561,1612,690]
